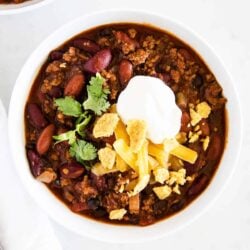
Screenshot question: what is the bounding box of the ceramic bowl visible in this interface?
[8,10,242,243]
[0,0,54,15]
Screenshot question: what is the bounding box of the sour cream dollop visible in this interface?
[117,75,182,144]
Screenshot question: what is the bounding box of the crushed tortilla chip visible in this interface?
[172,184,181,195]
[153,185,172,200]
[196,102,211,118]
[168,169,186,186]
[98,147,116,169]
[190,108,202,126]
[93,113,119,138]
[190,102,211,127]
[153,168,169,184]
[189,133,199,143]
[109,208,127,220]
[202,136,210,151]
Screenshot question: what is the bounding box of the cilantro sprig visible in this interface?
[83,73,110,115]
[70,139,97,162]
[53,73,110,165]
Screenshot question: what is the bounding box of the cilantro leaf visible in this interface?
[83,73,110,115]
[70,139,97,163]
[53,130,76,145]
[55,97,82,117]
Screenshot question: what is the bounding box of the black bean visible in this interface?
[193,74,203,88]
[93,208,108,218]
[153,200,168,215]
[170,200,185,212]
[87,198,100,210]
[99,28,112,36]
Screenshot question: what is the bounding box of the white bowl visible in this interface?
[0,0,54,15]
[8,10,242,243]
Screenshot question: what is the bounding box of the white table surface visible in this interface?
[1,0,250,249]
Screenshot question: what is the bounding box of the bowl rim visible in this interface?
[8,9,243,243]
[0,0,54,15]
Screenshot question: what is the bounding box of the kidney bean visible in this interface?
[50,50,63,61]
[64,73,85,97]
[115,31,130,42]
[27,103,47,129]
[185,162,197,176]
[207,134,222,160]
[188,174,209,196]
[192,74,203,89]
[36,124,55,155]
[114,31,139,51]
[199,118,210,136]
[170,199,185,212]
[185,156,205,176]
[27,149,44,177]
[91,173,107,191]
[48,86,62,98]
[83,49,112,73]
[179,48,192,61]
[37,89,46,103]
[119,59,133,87]
[60,162,85,179]
[180,111,191,133]
[71,202,89,212]
[72,38,100,53]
